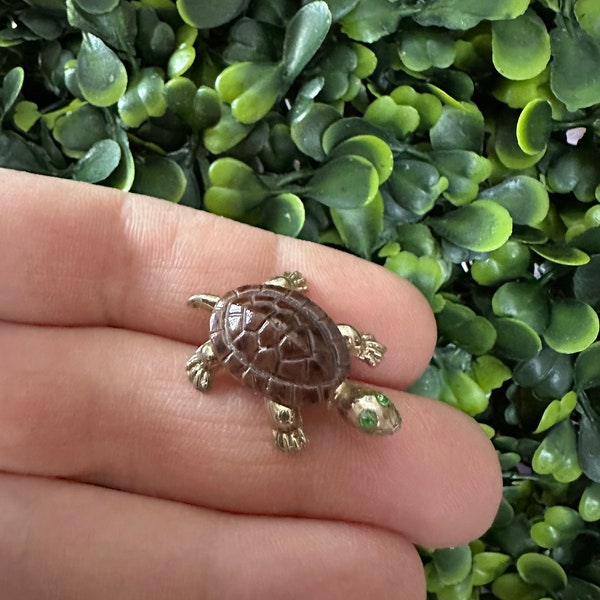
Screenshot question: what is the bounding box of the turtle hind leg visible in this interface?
[266,399,307,452]
[264,271,308,292]
[337,324,386,367]
[186,341,219,391]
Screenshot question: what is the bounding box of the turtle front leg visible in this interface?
[266,399,307,452]
[264,271,308,292]
[338,324,386,367]
[186,341,219,391]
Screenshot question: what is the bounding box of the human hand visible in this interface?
[0,169,501,599]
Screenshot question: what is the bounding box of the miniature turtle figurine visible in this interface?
[186,271,401,452]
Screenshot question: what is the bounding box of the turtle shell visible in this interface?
[210,284,350,408]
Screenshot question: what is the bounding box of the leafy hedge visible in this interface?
[2,1,600,598]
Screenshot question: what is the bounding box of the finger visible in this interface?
[0,321,502,548]
[0,474,425,600]
[0,168,435,388]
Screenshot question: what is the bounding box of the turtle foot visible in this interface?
[265,271,308,292]
[186,341,218,392]
[338,325,386,366]
[273,428,307,453]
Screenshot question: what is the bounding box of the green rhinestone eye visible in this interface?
[376,393,391,407]
[359,409,378,431]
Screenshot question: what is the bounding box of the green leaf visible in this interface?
[176,0,247,28]
[72,0,119,14]
[513,347,573,399]
[13,100,41,132]
[52,103,109,157]
[544,299,599,354]
[385,251,446,304]
[328,135,393,183]
[472,355,511,394]
[290,102,340,161]
[387,159,447,215]
[203,105,253,154]
[517,553,567,593]
[492,10,551,80]
[72,138,121,183]
[204,157,268,218]
[398,27,455,72]
[532,420,582,483]
[429,105,485,153]
[331,191,383,258]
[534,391,578,434]
[429,150,492,205]
[550,17,600,111]
[282,1,331,81]
[574,255,600,309]
[305,155,378,209]
[415,0,530,30]
[1,66,24,118]
[101,125,134,191]
[168,45,195,78]
[432,546,472,586]
[530,505,585,548]
[479,176,549,226]
[76,33,128,107]
[492,280,549,333]
[491,316,542,360]
[437,301,497,355]
[131,155,186,203]
[579,482,600,522]
[578,400,600,483]
[118,68,167,128]
[216,62,284,124]
[364,96,420,139]
[440,369,489,415]
[429,200,512,252]
[576,0,600,42]
[495,110,546,169]
[340,0,402,43]
[575,343,600,390]
[471,240,530,286]
[561,578,600,600]
[260,193,305,237]
[472,552,511,586]
[532,243,590,266]
[516,99,552,156]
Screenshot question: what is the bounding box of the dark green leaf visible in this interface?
[1,66,24,117]
[72,0,119,14]
[290,102,340,161]
[340,0,402,43]
[76,32,128,107]
[260,193,305,237]
[282,1,331,81]
[578,402,600,483]
[491,316,542,360]
[305,155,378,209]
[471,240,530,286]
[331,191,383,258]
[132,155,186,203]
[574,255,600,309]
[437,301,497,355]
[429,105,485,153]
[575,343,600,391]
[432,546,472,586]
[176,0,248,28]
[492,10,551,80]
[398,26,455,72]
[492,280,549,332]
[72,139,121,183]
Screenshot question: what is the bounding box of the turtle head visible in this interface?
[334,381,401,435]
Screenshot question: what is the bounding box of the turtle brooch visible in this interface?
[186,271,401,452]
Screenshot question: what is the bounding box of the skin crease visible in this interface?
[0,169,502,599]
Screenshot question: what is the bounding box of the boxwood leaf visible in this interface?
[331,191,383,258]
[517,553,567,593]
[492,280,549,333]
[575,0,600,42]
[437,301,497,355]
[513,347,573,399]
[385,251,446,304]
[574,343,600,390]
[429,150,492,205]
[440,369,489,415]
[282,1,331,81]
[471,240,530,286]
[52,103,109,157]
[328,134,393,183]
[118,68,167,128]
[472,552,511,587]
[1,66,24,118]
[398,27,455,72]
[532,420,582,483]
[305,154,378,209]
[131,155,186,203]
[260,193,305,237]
[290,102,340,161]
[72,138,121,183]
[491,316,542,360]
[387,159,448,215]
[203,105,253,154]
[176,0,248,28]
[429,105,485,153]
[534,391,578,434]
[429,200,512,252]
[578,401,600,483]
[544,299,599,354]
[72,0,119,14]
[364,96,420,138]
[516,99,552,156]
[76,33,128,107]
[479,176,549,226]
[492,10,551,81]
[415,0,529,30]
[579,482,600,522]
[340,0,402,43]
[432,546,472,586]
[574,255,600,309]
[13,100,41,132]
[550,17,600,111]
[530,506,584,548]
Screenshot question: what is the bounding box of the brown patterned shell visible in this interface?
[210,284,350,408]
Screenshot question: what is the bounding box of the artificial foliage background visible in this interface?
[2,0,600,598]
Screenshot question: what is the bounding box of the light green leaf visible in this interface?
[534,391,578,434]
[492,280,549,333]
[398,27,455,72]
[574,342,600,390]
[532,420,582,483]
[340,0,402,43]
[328,134,393,183]
[132,155,186,203]
[429,200,512,252]
[517,553,567,593]
[176,0,247,28]
[516,99,552,155]
[544,299,599,354]
[492,10,551,80]
[260,193,305,237]
[1,66,24,117]
[76,33,128,107]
